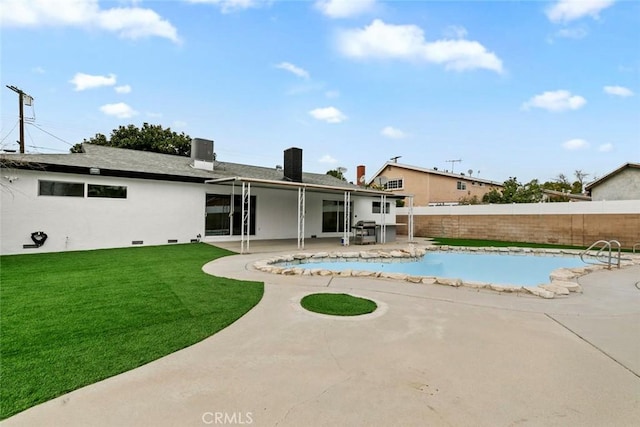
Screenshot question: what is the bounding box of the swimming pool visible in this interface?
[278,252,586,287]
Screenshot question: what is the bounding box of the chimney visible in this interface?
[284,147,303,183]
[357,165,366,186]
[191,138,214,171]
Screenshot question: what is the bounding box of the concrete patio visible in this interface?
[4,238,639,426]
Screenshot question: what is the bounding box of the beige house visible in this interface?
[585,162,640,201]
[365,162,503,207]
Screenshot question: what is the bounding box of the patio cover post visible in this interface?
[241,182,251,254]
[408,195,414,242]
[297,187,305,249]
[380,194,387,243]
[343,191,351,246]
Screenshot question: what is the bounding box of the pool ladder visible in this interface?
[580,240,621,269]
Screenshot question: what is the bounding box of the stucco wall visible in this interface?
[1,169,392,254]
[375,164,500,206]
[397,201,640,248]
[590,168,640,201]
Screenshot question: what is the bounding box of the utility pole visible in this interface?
[445,158,462,173]
[6,85,33,153]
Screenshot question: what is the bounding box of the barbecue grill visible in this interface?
[352,220,378,245]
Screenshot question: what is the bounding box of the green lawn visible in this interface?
[430,237,589,250]
[0,243,263,420]
[301,293,377,316]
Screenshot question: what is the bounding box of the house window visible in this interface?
[88,184,127,199]
[384,178,403,190]
[372,201,390,214]
[205,194,256,236]
[39,180,84,197]
[322,200,347,233]
[457,181,467,190]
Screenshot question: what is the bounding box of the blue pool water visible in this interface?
[285,252,586,286]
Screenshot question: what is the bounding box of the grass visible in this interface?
[301,293,377,316]
[430,237,636,252]
[430,237,589,250]
[0,243,263,420]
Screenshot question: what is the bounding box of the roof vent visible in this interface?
[191,138,214,171]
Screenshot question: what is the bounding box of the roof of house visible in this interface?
[585,162,640,191]
[0,144,400,196]
[368,161,503,187]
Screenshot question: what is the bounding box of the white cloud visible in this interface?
[100,102,138,119]
[185,0,265,13]
[319,154,338,164]
[562,138,590,150]
[546,0,615,23]
[309,106,347,123]
[315,0,376,18]
[0,0,179,42]
[522,90,586,112]
[32,66,46,74]
[70,72,116,91]
[381,126,406,139]
[337,19,503,73]
[555,27,588,39]
[598,143,613,152]
[97,7,179,42]
[275,62,310,79]
[603,85,634,97]
[115,84,132,94]
[444,25,468,39]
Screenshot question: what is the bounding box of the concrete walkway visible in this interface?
[4,240,640,426]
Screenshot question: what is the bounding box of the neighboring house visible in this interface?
[365,162,503,207]
[0,141,405,255]
[585,163,640,201]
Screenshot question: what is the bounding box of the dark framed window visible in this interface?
[88,184,127,199]
[39,180,84,197]
[457,181,467,190]
[205,194,256,236]
[322,200,348,233]
[372,201,391,214]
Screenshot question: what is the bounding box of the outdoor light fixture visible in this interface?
[89,167,100,175]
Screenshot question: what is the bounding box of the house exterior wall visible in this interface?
[1,169,206,255]
[1,169,391,255]
[590,168,640,201]
[375,164,500,206]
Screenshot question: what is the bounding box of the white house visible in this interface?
[1,141,408,255]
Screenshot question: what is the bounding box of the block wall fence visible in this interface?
[396,201,640,249]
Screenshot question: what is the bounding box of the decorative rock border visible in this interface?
[253,246,640,300]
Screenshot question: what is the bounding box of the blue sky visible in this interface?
[1,0,638,184]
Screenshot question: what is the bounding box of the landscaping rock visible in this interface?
[436,277,462,287]
[380,272,408,280]
[406,276,423,284]
[539,283,571,295]
[522,286,555,299]
[489,283,522,293]
[463,280,491,289]
[421,277,437,285]
[551,280,583,293]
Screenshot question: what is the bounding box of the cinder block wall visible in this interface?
[396,214,640,249]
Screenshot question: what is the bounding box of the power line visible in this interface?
[27,122,74,147]
[0,120,19,144]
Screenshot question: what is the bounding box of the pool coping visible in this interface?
[253,245,640,299]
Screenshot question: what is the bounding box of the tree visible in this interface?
[482,177,543,204]
[71,123,193,156]
[326,169,347,181]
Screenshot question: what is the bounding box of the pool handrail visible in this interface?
[580,240,621,269]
